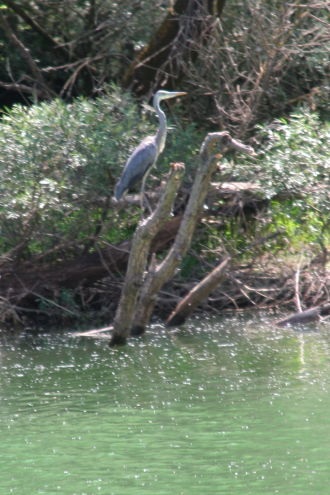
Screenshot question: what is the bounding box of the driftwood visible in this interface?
[166,256,231,326]
[73,325,113,339]
[276,254,330,328]
[110,132,255,346]
[276,303,330,327]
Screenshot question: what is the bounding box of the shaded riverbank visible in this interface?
[0,252,328,333]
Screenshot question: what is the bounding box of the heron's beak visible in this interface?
[165,91,187,100]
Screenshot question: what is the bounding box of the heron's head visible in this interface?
[153,90,187,107]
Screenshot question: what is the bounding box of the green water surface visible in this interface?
[1,316,330,494]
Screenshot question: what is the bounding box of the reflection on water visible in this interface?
[1,315,330,495]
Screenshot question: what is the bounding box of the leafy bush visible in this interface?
[0,87,199,260]
[228,108,329,252]
[0,88,147,258]
[257,109,329,196]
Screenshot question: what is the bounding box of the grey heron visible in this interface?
[114,90,186,204]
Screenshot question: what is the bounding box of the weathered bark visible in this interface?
[110,163,185,346]
[166,255,231,326]
[122,0,226,95]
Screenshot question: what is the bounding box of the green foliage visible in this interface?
[0,87,153,258]
[268,199,328,249]
[0,87,200,260]
[0,85,327,269]
[150,120,202,184]
[225,108,329,253]
[256,110,329,199]
[179,253,200,278]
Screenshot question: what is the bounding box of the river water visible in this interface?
[1,315,330,495]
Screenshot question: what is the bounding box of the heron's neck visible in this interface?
[155,105,167,154]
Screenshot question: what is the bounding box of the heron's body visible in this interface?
[114,136,158,201]
[114,90,186,202]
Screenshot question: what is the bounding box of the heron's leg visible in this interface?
[142,193,152,214]
[140,167,153,213]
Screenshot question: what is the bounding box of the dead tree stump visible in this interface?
[110,163,185,346]
[110,132,255,346]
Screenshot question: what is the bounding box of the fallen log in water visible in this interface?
[72,325,113,339]
[166,256,231,327]
[276,303,330,327]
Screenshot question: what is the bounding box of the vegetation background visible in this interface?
[0,0,328,327]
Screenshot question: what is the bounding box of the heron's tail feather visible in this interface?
[114,180,126,201]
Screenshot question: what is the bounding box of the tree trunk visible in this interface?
[129,137,228,333]
[110,163,185,346]
[122,0,226,96]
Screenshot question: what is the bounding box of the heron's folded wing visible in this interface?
[121,137,157,186]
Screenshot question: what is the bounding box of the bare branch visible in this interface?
[0,12,55,99]
[2,0,69,56]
